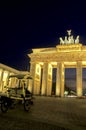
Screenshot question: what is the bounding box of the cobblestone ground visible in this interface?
[0,96,86,130]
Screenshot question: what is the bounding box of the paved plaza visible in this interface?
[0,96,86,130]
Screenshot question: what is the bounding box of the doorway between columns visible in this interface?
[82,68,86,96]
[65,68,76,96]
[52,68,56,95]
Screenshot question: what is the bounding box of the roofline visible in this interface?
[0,63,20,73]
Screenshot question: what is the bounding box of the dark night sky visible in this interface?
[0,1,86,70]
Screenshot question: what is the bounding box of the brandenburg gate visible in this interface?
[28,30,86,97]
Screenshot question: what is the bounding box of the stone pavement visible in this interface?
[0,96,86,130]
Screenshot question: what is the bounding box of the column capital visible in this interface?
[57,62,64,68]
[77,61,82,68]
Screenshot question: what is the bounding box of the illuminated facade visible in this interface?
[28,31,86,97]
[1,31,86,97]
[0,63,29,92]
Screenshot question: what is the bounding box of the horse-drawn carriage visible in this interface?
[0,73,33,113]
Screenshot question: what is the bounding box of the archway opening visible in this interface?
[52,68,56,95]
[65,68,76,96]
[82,68,86,96]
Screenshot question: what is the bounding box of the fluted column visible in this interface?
[8,72,14,87]
[46,64,52,96]
[41,62,48,95]
[60,63,65,97]
[56,62,65,97]
[34,63,41,95]
[76,61,82,97]
[0,69,3,81]
[29,62,36,93]
[56,63,61,96]
[0,69,3,91]
[8,73,15,87]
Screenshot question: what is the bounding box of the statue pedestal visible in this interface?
[56,44,82,52]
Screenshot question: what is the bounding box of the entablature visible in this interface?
[29,51,86,62]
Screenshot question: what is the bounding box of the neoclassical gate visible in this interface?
[28,31,86,97]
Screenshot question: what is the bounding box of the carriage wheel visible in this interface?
[1,101,8,113]
[24,100,31,111]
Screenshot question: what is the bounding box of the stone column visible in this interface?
[47,64,52,96]
[60,63,65,97]
[76,61,82,97]
[0,69,4,91]
[56,62,65,97]
[41,62,48,95]
[34,64,41,95]
[56,63,61,97]
[0,69,3,81]
[29,62,36,94]
[7,72,10,86]
[8,72,14,87]
[4,71,9,87]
